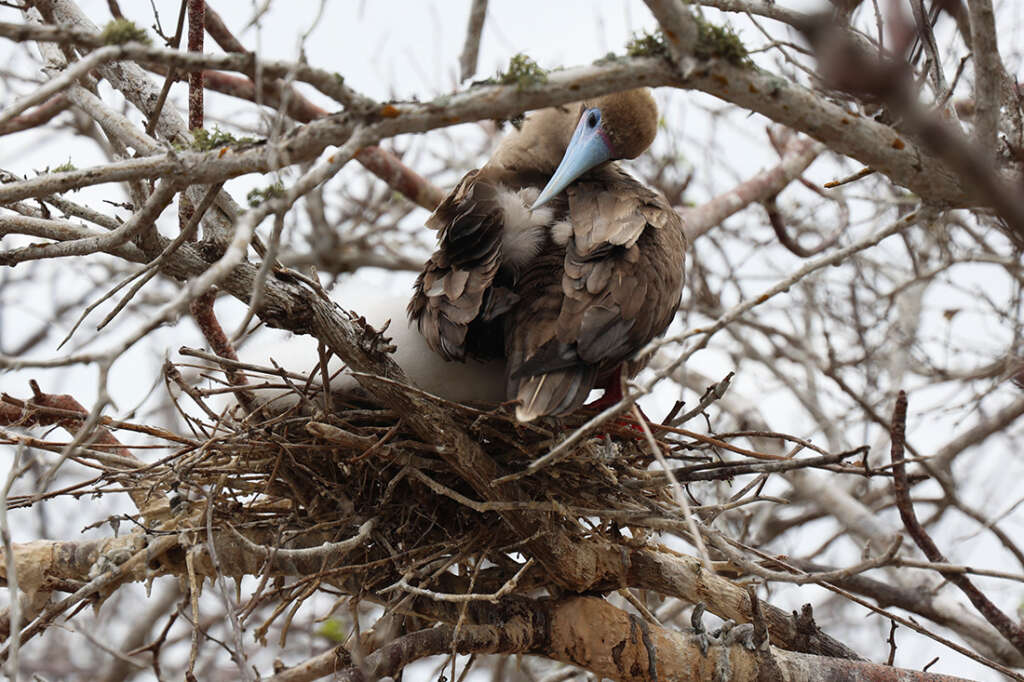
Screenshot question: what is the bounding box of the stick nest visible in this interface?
[169,358,713,595]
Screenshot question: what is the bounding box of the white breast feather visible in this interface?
[550,220,572,246]
[496,185,554,266]
[207,286,507,418]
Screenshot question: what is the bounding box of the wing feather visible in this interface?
[509,167,686,420]
[409,170,508,361]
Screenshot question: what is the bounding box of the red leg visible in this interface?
[581,371,624,411]
[581,367,651,434]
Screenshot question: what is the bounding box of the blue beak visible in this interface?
[531,108,614,210]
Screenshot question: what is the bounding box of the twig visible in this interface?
[709,528,902,585]
[224,519,376,568]
[0,93,70,136]
[0,179,180,266]
[203,480,254,682]
[185,546,201,677]
[618,588,660,625]
[632,405,713,571]
[96,183,223,334]
[651,210,922,375]
[890,390,1024,657]
[0,445,29,681]
[774,551,1024,680]
[765,194,842,258]
[0,44,123,128]
[186,0,204,131]
[190,288,257,413]
[668,371,733,427]
[458,0,487,82]
[145,0,187,136]
[681,135,822,241]
[381,558,534,603]
[910,0,948,96]
[824,167,875,188]
[230,210,284,343]
[886,619,898,666]
[640,448,866,483]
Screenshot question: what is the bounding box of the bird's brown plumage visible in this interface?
[409,89,686,421]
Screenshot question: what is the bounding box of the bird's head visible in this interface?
[531,88,658,209]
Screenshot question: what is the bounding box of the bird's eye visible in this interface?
[586,111,599,128]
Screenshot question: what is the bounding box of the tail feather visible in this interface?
[513,366,597,422]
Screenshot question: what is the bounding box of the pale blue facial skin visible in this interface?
[531,107,615,210]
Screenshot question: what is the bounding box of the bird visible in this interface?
[409,88,686,422]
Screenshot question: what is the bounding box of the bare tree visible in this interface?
[1,0,1024,680]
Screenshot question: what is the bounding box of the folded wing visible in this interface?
[508,168,686,421]
[408,169,509,362]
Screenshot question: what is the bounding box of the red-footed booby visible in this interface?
[409,89,686,421]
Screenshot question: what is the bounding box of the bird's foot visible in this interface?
[581,395,653,436]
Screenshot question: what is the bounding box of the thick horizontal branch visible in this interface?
[679,60,974,205]
[0,52,1006,209]
[0,535,972,682]
[0,59,670,204]
[273,595,969,682]
[0,518,377,593]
